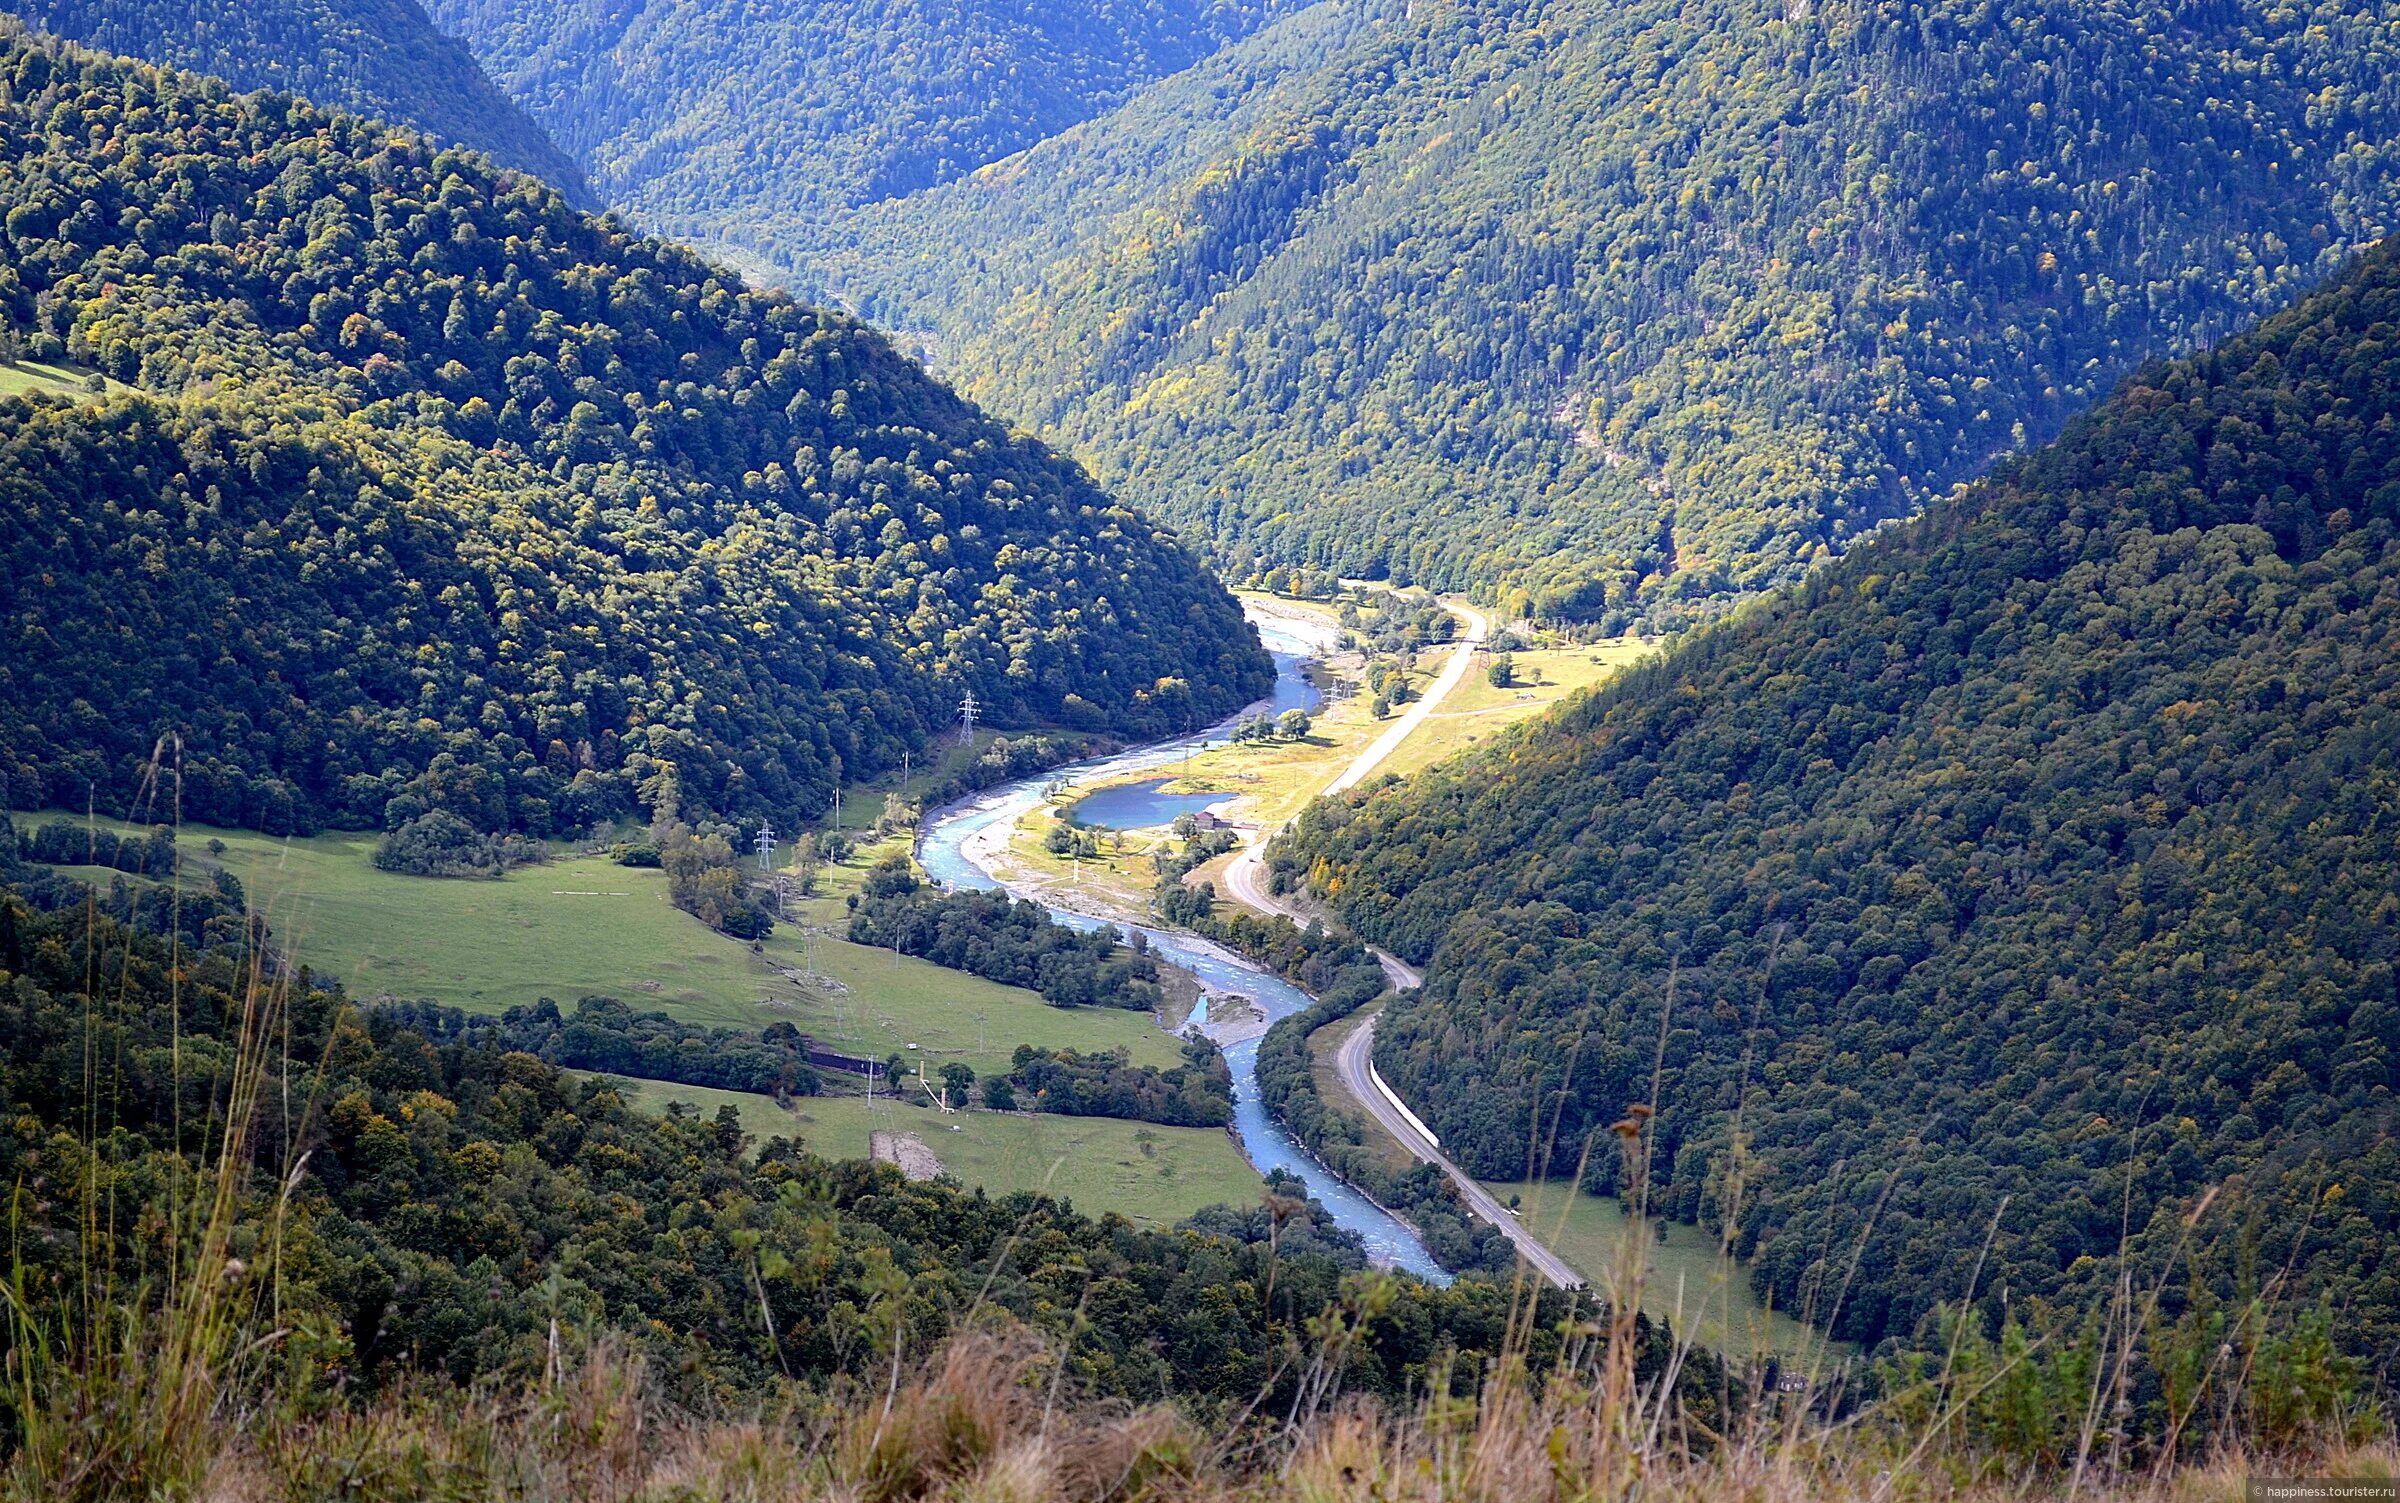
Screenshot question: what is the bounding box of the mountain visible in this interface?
[418,0,1309,234]
[0,33,1272,837]
[1272,241,2400,1353]
[777,0,2400,626]
[0,0,589,198]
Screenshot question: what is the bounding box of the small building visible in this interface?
[1191,809,1229,832]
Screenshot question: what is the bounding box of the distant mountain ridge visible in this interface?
[420,0,1313,231]
[0,0,590,199]
[774,0,2400,626]
[1274,238,2400,1354]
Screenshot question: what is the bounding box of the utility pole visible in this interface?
[754,819,777,875]
[957,688,980,746]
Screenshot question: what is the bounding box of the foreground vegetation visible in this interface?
[93,1333,2396,1501]
[0,869,1553,1421]
[2,850,2376,1495]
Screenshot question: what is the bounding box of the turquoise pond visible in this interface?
[1064,777,1223,830]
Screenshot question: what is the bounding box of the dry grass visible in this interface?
[170,1324,2393,1503]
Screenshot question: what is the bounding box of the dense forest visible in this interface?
[0,0,586,195]
[420,0,1307,233]
[0,34,1272,836]
[780,0,2400,625]
[1000,1039,1235,1127]
[0,873,1618,1415]
[1274,240,2400,1354]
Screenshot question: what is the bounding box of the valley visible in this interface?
[0,4,2391,1494]
[903,589,1830,1351]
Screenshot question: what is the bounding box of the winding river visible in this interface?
[917,628,1450,1281]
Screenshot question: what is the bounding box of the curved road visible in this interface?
[1334,1015,1585,1290]
[1218,600,1585,1290]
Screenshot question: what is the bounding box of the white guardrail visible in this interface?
[1366,1057,1442,1149]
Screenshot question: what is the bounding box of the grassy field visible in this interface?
[1480,1178,1842,1362]
[597,1074,1262,1227]
[0,357,132,401]
[12,809,1184,1077]
[1375,639,1652,780]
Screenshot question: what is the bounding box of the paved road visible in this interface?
[1335,1014,1586,1290]
[1219,598,1586,1290]
[1327,599,1492,796]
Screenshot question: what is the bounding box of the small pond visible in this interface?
[1065,777,1224,831]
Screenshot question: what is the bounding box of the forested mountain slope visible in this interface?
[786,0,2400,625]
[0,0,587,198]
[1274,242,2400,1352]
[0,35,1272,836]
[419,0,1309,233]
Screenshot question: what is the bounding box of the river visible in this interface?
[917,627,1450,1281]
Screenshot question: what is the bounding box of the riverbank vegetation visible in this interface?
[1254,976,1521,1279]
[845,857,1166,1012]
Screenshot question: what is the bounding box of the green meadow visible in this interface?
[595,1074,1262,1228]
[0,357,132,401]
[1479,1178,1844,1362]
[13,808,1183,1077]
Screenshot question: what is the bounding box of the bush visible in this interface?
[657,819,774,937]
[18,820,176,877]
[372,812,546,878]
